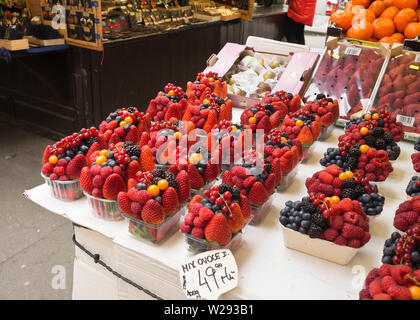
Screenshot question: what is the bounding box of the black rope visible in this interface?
[72,227,164,300]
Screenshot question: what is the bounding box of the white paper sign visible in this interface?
[344,47,361,56]
[396,114,415,127]
[415,54,420,63]
[179,249,238,300]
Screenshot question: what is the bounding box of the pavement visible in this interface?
[0,122,73,299]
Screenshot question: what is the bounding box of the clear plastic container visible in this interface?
[301,143,314,163]
[250,194,274,225]
[41,173,83,201]
[319,124,335,141]
[84,191,123,221]
[185,230,244,254]
[154,163,171,171]
[276,166,298,192]
[281,225,359,265]
[123,207,183,244]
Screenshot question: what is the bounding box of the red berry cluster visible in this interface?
[303,98,339,127]
[265,90,291,105]
[355,148,393,182]
[412,152,420,172]
[204,186,233,214]
[217,120,232,130]
[394,196,420,232]
[135,171,154,187]
[164,83,184,98]
[109,144,131,165]
[150,121,176,132]
[51,127,98,155]
[360,264,420,300]
[394,225,420,267]
[195,71,219,82]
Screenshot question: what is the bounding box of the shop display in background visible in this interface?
[0,0,31,49]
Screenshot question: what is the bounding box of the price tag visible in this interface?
[332,53,340,59]
[179,249,238,300]
[396,114,415,127]
[344,47,362,56]
[415,54,420,63]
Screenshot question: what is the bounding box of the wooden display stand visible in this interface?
[0,38,29,51]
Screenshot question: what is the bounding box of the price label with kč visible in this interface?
[179,249,238,300]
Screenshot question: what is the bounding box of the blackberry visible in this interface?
[415,137,420,151]
[231,187,241,200]
[373,127,384,137]
[342,179,356,189]
[85,137,99,149]
[164,171,176,180]
[125,145,141,158]
[127,107,136,113]
[353,185,365,198]
[342,188,356,199]
[346,157,359,171]
[348,146,361,158]
[167,177,179,190]
[152,176,161,185]
[383,131,394,144]
[375,138,386,150]
[152,168,166,178]
[302,199,316,214]
[219,183,233,194]
[308,224,323,239]
[311,212,327,228]
[364,135,376,147]
[122,141,133,148]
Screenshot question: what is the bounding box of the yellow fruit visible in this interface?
[409,286,420,300]
[248,116,257,124]
[174,131,181,140]
[168,90,175,96]
[296,120,304,127]
[157,179,169,190]
[372,113,380,120]
[360,127,369,135]
[203,98,211,105]
[364,113,372,120]
[360,144,370,153]
[345,171,354,179]
[339,172,348,180]
[49,155,58,165]
[96,155,107,165]
[124,116,133,124]
[147,185,160,197]
[119,121,126,127]
[331,196,341,204]
[99,149,108,157]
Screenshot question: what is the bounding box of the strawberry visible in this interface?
[222,170,234,186]
[239,194,251,221]
[80,167,93,194]
[248,181,268,206]
[162,187,179,215]
[108,133,121,145]
[164,103,182,121]
[271,158,282,185]
[140,145,155,172]
[231,166,248,179]
[126,160,140,182]
[124,126,139,144]
[204,213,232,246]
[280,151,294,174]
[86,142,100,166]
[264,173,276,194]
[66,154,86,180]
[102,173,126,200]
[227,203,245,233]
[199,207,214,222]
[321,113,334,127]
[176,170,190,204]
[139,131,149,148]
[243,176,257,189]
[256,116,272,133]
[297,126,313,146]
[204,163,219,182]
[117,191,132,215]
[42,145,52,165]
[141,199,165,225]
[188,164,205,189]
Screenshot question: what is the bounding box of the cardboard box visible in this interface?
[304,37,390,121]
[281,225,359,265]
[367,43,420,142]
[203,36,319,108]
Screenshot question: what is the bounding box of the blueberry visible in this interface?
[391,232,401,240]
[124,124,131,132]
[294,217,302,224]
[130,156,139,161]
[136,183,146,190]
[155,196,162,204]
[280,216,289,225]
[384,247,394,256]
[110,112,118,119]
[376,206,383,213]
[370,193,378,199]
[65,156,72,162]
[58,153,65,159]
[66,150,75,158]
[361,194,371,203]
[108,160,116,167]
[80,145,89,153]
[106,116,112,123]
[298,227,307,234]
[197,167,205,175]
[367,208,377,215]
[302,213,311,220]
[101,162,107,167]
[290,223,298,231]
[411,251,420,262]
[116,116,122,123]
[205,203,213,209]
[107,151,114,159]
[301,220,311,228]
[382,256,393,264]
[285,200,293,207]
[289,216,295,223]
[385,239,393,247]
[77,151,83,155]
[286,224,293,229]
[293,201,301,210]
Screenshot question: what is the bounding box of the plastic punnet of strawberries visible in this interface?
[359,264,420,300]
[263,90,301,119]
[180,183,250,252]
[98,107,150,145]
[240,102,282,134]
[186,71,228,102]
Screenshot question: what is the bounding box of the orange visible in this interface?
[147,184,160,197]
[379,36,399,42]
[390,32,406,42]
[409,286,420,300]
[331,11,354,31]
[394,8,417,31]
[369,0,386,16]
[347,21,375,39]
[416,8,420,19]
[373,17,396,38]
[383,0,394,6]
[352,0,371,7]
[345,171,354,179]
[157,179,169,190]
[404,22,420,38]
[372,112,380,120]
[345,1,354,11]
[368,37,378,41]
[360,144,370,153]
[353,9,376,23]
[360,127,369,135]
[350,4,366,15]
[381,6,400,19]
[394,0,418,9]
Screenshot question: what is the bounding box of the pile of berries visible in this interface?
[406,176,420,197]
[263,90,301,117]
[264,132,301,175]
[393,196,420,233]
[99,107,148,145]
[359,264,420,300]
[147,83,187,122]
[301,95,340,127]
[240,103,281,133]
[279,114,320,147]
[41,128,99,181]
[117,169,189,225]
[353,145,393,182]
[357,192,385,217]
[180,184,249,246]
[186,72,227,102]
[382,228,420,270]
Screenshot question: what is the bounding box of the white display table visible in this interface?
[25,109,417,300]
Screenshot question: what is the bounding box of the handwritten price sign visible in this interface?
[179,249,238,300]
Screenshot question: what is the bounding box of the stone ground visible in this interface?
[0,122,73,299]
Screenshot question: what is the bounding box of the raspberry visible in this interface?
[394,216,409,231]
[190,203,202,217]
[92,175,104,188]
[368,280,383,297]
[387,285,412,300]
[344,211,359,224]
[90,165,101,176]
[366,173,376,181]
[53,166,65,176]
[364,268,380,286]
[42,162,55,173]
[330,204,342,217]
[199,207,214,222]
[338,198,353,212]
[367,148,377,159]
[330,215,344,230]
[348,238,361,248]
[180,222,191,233]
[380,275,396,292]
[333,235,347,246]
[58,175,68,181]
[191,227,204,239]
[323,228,339,241]
[57,159,67,167]
[127,189,138,201]
[379,264,392,277]
[342,223,365,239]
[373,293,391,300]
[100,166,113,179]
[92,188,102,198]
[400,211,418,225]
[359,288,371,300]
[361,232,371,244]
[184,213,195,226]
[365,163,376,173]
[193,216,206,228]
[390,265,412,285]
[130,202,142,215]
[332,177,343,188]
[352,200,363,214]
